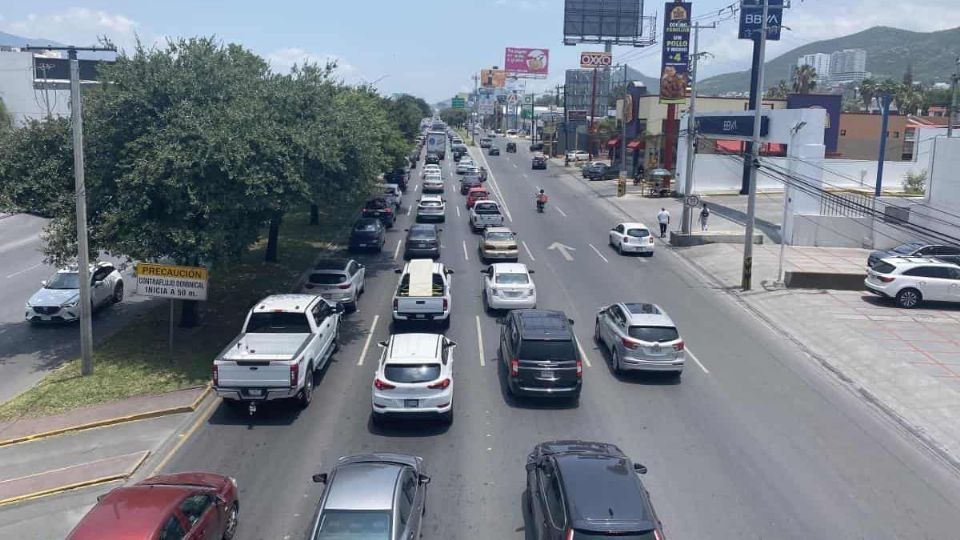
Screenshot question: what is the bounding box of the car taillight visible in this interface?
[674,341,685,351]
[621,337,639,350]
[393,299,399,311]
[289,364,299,387]
[375,378,396,390]
[623,237,630,243]
[427,378,451,389]
[212,365,219,386]
[510,359,520,377]
[576,359,583,378]
[338,283,351,289]
[565,529,575,540]
[878,275,895,283]
[443,299,449,310]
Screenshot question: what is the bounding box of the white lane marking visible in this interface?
[476,315,486,367]
[523,173,529,178]
[588,243,609,263]
[513,163,518,168]
[393,239,403,260]
[521,240,536,261]
[462,240,470,261]
[576,338,593,368]
[686,347,709,374]
[357,315,380,366]
[474,147,513,223]
[406,205,412,216]
[456,206,461,218]
[554,205,568,217]
[547,242,576,261]
[6,262,43,279]
[415,183,420,192]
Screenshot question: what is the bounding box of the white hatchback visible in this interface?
[372,333,456,424]
[482,263,536,311]
[609,222,655,256]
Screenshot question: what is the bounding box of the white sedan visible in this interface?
[372,333,456,425]
[25,262,124,323]
[421,164,441,179]
[482,263,536,311]
[609,222,655,256]
[456,159,476,175]
[566,150,589,162]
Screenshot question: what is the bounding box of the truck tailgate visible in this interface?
[216,361,292,388]
[397,297,444,315]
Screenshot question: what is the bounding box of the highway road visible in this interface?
[159,140,960,539]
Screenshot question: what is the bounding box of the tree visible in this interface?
[791,65,818,94]
[387,94,431,141]
[439,108,469,128]
[895,84,924,116]
[0,97,12,132]
[765,79,790,99]
[859,78,877,111]
[0,117,73,217]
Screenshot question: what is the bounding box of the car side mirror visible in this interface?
[568,318,575,325]
[446,269,454,274]
[528,270,535,274]
[312,473,328,484]
[633,463,647,475]
[443,341,457,349]
[418,474,431,485]
[377,341,388,348]
[404,228,409,232]
[525,462,537,473]
[394,269,403,274]
[40,280,47,287]
[334,304,345,314]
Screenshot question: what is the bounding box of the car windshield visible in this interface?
[495,273,529,285]
[309,272,347,285]
[246,312,311,333]
[486,232,515,241]
[519,340,576,361]
[892,242,924,254]
[573,531,657,540]
[629,326,680,342]
[313,510,391,540]
[626,228,650,238]
[384,364,442,383]
[45,272,80,290]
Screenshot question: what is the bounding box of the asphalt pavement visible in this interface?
[83,140,960,539]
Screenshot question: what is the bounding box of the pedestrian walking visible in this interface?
[657,207,670,238]
[699,203,710,231]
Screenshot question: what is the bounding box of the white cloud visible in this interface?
[264,47,356,77]
[494,0,550,11]
[0,8,145,52]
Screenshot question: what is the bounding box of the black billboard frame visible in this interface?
[563,0,657,46]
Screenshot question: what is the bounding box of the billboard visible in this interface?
[659,2,691,104]
[738,0,785,41]
[480,69,507,88]
[579,51,613,69]
[33,57,106,81]
[565,69,610,118]
[563,0,647,45]
[787,93,841,153]
[505,48,549,77]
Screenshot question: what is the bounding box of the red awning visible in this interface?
[626,139,645,150]
[715,140,744,154]
[606,136,620,147]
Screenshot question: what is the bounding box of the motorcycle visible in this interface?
[536,200,545,213]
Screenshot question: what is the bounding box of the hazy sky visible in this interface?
[2,1,959,102]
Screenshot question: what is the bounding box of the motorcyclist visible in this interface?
[536,189,548,210]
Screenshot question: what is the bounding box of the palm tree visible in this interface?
[895,84,924,116]
[791,65,818,94]
[858,78,877,111]
[765,79,790,99]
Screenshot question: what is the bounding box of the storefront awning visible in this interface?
[606,136,620,147]
[626,139,644,150]
[715,140,744,154]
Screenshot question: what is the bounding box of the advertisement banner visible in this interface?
[480,69,507,88]
[505,47,550,77]
[659,2,692,104]
[579,51,613,69]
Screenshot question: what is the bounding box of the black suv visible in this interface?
[499,310,581,399]
[532,155,547,170]
[584,163,619,181]
[348,218,386,252]
[525,440,663,540]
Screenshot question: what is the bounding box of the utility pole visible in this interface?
[741,0,769,291]
[948,56,959,138]
[619,64,628,173]
[23,44,116,375]
[874,92,893,196]
[588,67,599,159]
[680,22,717,235]
[472,74,479,145]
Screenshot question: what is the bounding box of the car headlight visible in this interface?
[62,297,79,307]
[489,288,499,296]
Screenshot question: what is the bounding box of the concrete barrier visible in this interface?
[784,270,866,291]
[670,231,763,247]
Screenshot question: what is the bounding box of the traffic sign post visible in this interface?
[136,263,209,358]
[452,97,466,109]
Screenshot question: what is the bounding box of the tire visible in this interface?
[371,411,385,427]
[612,348,622,374]
[298,367,314,409]
[895,288,922,309]
[112,282,124,304]
[332,321,341,353]
[441,409,454,425]
[346,299,358,313]
[222,502,239,540]
[617,242,623,255]
[594,320,602,344]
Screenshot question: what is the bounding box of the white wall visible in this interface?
[792,215,874,248]
[0,51,71,126]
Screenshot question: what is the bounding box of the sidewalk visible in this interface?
[556,160,960,469]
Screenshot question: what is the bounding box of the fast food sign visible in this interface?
[659,2,692,104]
[579,51,612,69]
[505,47,549,77]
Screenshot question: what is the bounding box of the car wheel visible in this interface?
[112,282,124,303]
[346,299,358,313]
[222,502,239,540]
[895,288,922,309]
[441,408,453,425]
[612,348,622,374]
[298,367,314,408]
[371,411,385,427]
[594,320,602,344]
[617,242,623,255]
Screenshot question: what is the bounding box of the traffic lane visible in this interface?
[0,482,116,540]
[487,148,960,538]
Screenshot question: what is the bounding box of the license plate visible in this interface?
[541,370,555,379]
[414,314,426,319]
[248,389,263,397]
[404,399,419,408]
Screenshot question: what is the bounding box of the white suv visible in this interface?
[416,195,445,222]
[372,333,456,424]
[865,257,960,308]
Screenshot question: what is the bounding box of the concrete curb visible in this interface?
[0,451,149,507]
[0,386,211,449]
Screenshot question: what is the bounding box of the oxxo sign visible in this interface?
[579,51,612,69]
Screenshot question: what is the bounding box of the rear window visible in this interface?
[519,340,577,361]
[409,228,436,240]
[384,364,441,383]
[573,531,657,540]
[496,273,529,285]
[628,326,680,342]
[246,312,311,333]
[475,203,499,214]
[313,510,391,540]
[873,261,896,274]
[486,231,515,241]
[309,272,347,285]
[354,222,379,232]
[626,228,650,238]
[420,201,442,207]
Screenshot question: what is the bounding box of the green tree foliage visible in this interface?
[791,65,818,94]
[387,94,431,140]
[439,108,469,128]
[765,80,790,99]
[0,97,12,132]
[902,169,926,195]
[0,117,73,216]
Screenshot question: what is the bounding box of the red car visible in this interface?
[66,472,239,540]
[466,187,490,209]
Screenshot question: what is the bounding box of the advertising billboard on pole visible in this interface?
[563,0,652,46]
[659,2,691,104]
[480,69,507,88]
[505,48,550,77]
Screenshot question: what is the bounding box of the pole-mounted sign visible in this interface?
[739,0,785,41]
[579,51,612,69]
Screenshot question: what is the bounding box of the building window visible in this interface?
[893,131,899,139]
[840,129,846,136]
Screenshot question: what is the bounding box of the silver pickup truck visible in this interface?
[469,200,504,232]
[213,294,341,414]
[392,259,453,328]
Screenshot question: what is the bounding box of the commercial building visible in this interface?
[827,49,869,84]
[837,113,952,161]
[797,53,831,80]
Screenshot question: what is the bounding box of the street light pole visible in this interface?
[472,74,479,145]
[741,0,770,291]
[874,92,893,196]
[948,56,959,138]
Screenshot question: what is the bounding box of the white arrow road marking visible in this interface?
[547,242,576,261]
[588,243,609,263]
[357,315,380,366]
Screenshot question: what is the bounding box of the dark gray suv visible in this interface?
[308,453,430,540]
[499,310,582,400]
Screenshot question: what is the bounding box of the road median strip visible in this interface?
[0,450,149,506]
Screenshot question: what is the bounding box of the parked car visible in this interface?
[300,259,365,312]
[482,263,536,311]
[506,142,517,153]
[488,146,501,156]
[470,200,505,232]
[416,194,446,223]
[525,441,663,540]
[865,256,960,308]
[213,294,342,413]
[393,259,453,327]
[609,222,655,256]
[498,309,581,400]
[349,218,386,252]
[585,162,620,181]
[379,183,402,210]
[384,168,408,191]
[581,161,606,178]
[371,333,456,424]
[466,187,490,209]
[308,455,429,540]
[404,224,442,260]
[867,242,960,268]
[595,302,684,376]
[479,227,519,263]
[25,262,124,324]
[531,154,547,170]
[362,197,395,228]
[66,472,239,540]
[460,175,483,195]
[567,150,590,162]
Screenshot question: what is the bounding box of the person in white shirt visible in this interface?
[657,208,670,238]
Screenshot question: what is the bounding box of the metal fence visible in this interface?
[819,191,873,218]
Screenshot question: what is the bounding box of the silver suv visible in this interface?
[594,303,685,377]
[308,453,430,540]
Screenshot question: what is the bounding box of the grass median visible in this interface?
[0,205,359,420]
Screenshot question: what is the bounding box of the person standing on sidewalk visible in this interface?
[699,203,710,231]
[657,207,670,238]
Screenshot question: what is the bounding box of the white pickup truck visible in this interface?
[392,259,453,328]
[213,294,342,414]
[469,200,504,232]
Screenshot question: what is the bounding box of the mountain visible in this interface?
[617,64,660,93]
[0,31,63,48]
[698,26,960,95]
